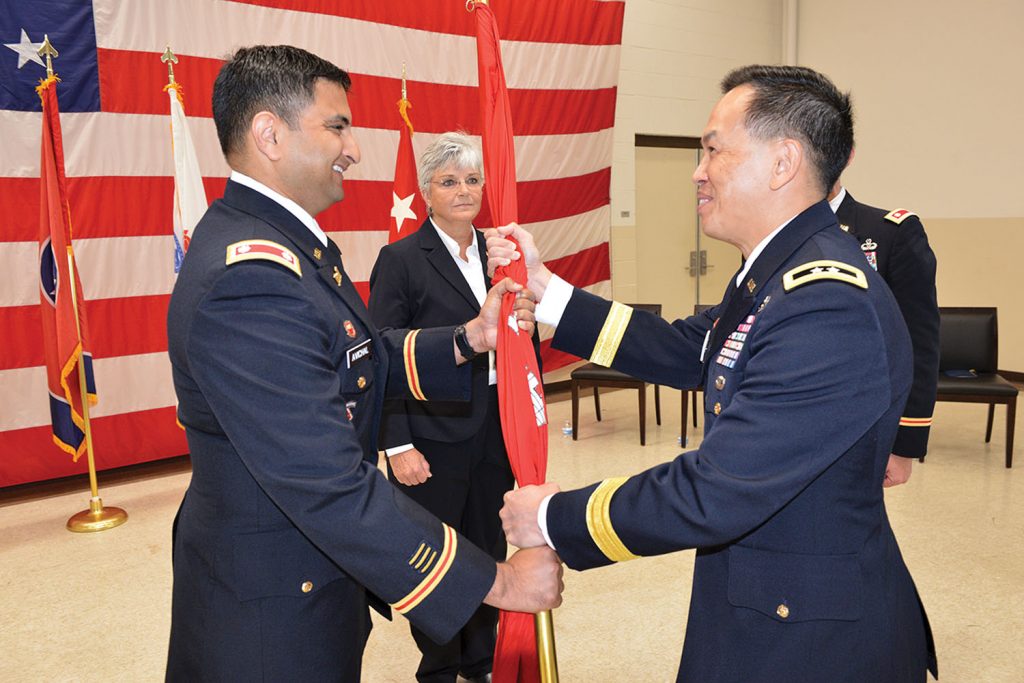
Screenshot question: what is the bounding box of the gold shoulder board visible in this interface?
[225,239,302,277]
[783,260,868,292]
[884,208,917,224]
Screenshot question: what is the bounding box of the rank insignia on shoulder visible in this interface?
[783,260,868,292]
[225,240,302,277]
[884,208,918,224]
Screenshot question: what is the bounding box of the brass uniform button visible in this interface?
[713,402,722,416]
[776,603,789,619]
[357,376,367,389]
[301,581,314,594]
[715,375,726,391]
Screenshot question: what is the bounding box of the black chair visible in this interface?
[570,304,662,445]
[680,304,716,446]
[936,307,1018,467]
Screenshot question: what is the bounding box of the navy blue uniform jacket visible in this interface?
[837,191,939,458]
[165,181,495,681]
[545,202,937,682]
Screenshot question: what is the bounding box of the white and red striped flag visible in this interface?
[0,0,623,487]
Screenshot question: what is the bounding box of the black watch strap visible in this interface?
[454,323,480,360]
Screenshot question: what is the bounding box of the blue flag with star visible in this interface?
[1,0,100,112]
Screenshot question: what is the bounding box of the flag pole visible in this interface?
[65,248,128,533]
[37,36,128,533]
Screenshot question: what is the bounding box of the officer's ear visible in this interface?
[768,138,802,191]
[251,111,283,162]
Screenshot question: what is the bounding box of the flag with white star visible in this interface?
[1,0,100,111]
[388,93,424,243]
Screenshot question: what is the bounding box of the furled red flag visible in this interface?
[471,2,551,682]
[389,82,425,244]
[164,78,207,272]
[37,74,96,461]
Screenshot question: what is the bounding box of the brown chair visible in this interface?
[680,304,716,446]
[570,304,662,445]
[935,307,1018,467]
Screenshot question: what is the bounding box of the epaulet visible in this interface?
[783,260,868,292]
[884,208,917,225]
[225,240,302,278]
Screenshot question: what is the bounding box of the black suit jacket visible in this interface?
[369,219,540,447]
[165,183,495,680]
[837,191,939,458]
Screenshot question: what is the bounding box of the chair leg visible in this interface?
[571,381,580,441]
[680,389,688,446]
[638,384,646,446]
[1006,397,1016,468]
[986,403,995,442]
[593,387,602,421]
[691,389,699,427]
[654,384,662,425]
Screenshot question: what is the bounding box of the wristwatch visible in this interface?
[454,323,480,360]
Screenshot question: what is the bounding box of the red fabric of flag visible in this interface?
[473,3,550,682]
[37,76,96,461]
[388,98,426,244]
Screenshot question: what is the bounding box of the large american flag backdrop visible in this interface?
[0,0,623,487]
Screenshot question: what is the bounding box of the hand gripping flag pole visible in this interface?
[35,36,127,532]
[469,3,558,682]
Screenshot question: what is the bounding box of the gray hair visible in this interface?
[417,131,484,193]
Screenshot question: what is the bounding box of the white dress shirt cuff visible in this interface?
[538,493,557,551]
[535,274,573,326]
[384,444,415,457]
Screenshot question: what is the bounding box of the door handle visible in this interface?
[689,250,710,276]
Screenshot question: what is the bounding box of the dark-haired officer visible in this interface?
[492,65,937,682]
[165,45,561,682]
[829,175,939,485]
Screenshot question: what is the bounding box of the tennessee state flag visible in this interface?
[472,3,550,682]
[37,75,96,461]
[389,92,425,243]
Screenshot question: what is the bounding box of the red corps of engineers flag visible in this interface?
[0,0,624,487]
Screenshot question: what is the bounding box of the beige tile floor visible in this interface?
[1,389,1021,682]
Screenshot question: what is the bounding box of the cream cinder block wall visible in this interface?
[610,0,783,302]
[797,0,1024,370]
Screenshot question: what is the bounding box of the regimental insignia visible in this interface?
[884,208,918,225]
[332,266,343,286]
[783,260,868,292]
[344,320,357,338]
[746,278,756,294]
[313,247,322,260]
[839,223,851,233]
[225,240,301,277]
[861,239,877,251]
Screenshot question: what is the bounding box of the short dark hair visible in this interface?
[721,65,853,194]
[212,45,352,157]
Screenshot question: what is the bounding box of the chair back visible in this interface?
[627,303,662,318]
[694,303,715,315]
[938,307,998,373]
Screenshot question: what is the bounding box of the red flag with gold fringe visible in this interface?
[36,74,97,461]
[472,2,550,681]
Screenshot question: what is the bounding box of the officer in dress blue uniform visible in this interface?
[165,45,561,682]
[491,66,937,682]
[829,179,940,485]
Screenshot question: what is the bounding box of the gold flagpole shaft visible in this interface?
[535,609,559,682]
[65,248,127,533]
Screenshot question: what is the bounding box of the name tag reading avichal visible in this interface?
[346,340,372,368]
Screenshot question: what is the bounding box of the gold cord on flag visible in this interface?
[162,46,185,104]
[398,63,414,134]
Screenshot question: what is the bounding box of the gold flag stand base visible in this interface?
[67,496,128,533]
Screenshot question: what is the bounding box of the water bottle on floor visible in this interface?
[561,420,572,437]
